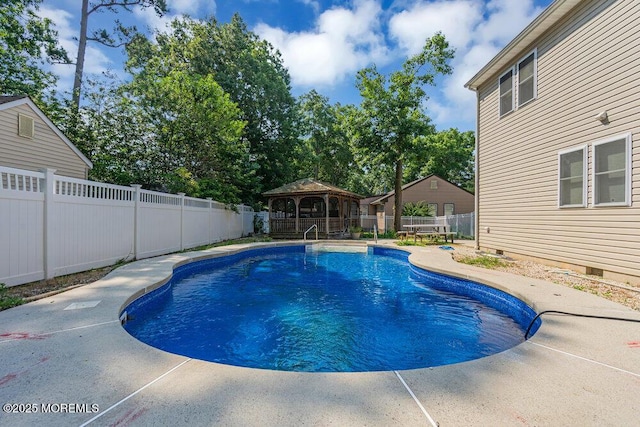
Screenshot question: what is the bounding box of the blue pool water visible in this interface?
[123,246,539,372]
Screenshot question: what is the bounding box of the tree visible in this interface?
[126,15,298,202]
[74,70,248,203]
[405,128,475,192]
[295,90,353,187]
[0,0,69,102]
[354,33,454,231]
[72,79,161,186]
[72,0,167,109]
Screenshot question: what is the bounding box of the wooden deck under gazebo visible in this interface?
[263,178,363,239]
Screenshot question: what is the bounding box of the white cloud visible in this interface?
[134,0,216,36]
[389,0,545,129]
[389,0,482,53]
[255,0,389,87]
[297,0,321,15]
[169,0,213,16]
[477,0,543,45]
[134,7,174,35]
[38,6,112,93]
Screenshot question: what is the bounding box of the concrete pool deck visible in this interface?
[1,241,639,426]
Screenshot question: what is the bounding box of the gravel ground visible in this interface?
[451,244,640,311]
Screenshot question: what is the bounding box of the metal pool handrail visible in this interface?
[304,224,318,241]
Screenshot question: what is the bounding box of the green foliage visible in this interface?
[457,255,507,268]
[351,33,454,230]
[361,230,397,239]
[0,0,69,102]
[295,90,353,187]
[405,128,475,192]
[253,214,264,234]
[126,15,299,201]
[396,240,438,247]
[402,201,435,217]
[0,283,23,311]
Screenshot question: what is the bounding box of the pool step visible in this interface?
[308,244,368,253]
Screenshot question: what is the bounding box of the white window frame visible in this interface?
[558,145,587,208]
[516,49,537,108]
[592,133,632,207]
[498,67,515,117]
[444,203,455,216]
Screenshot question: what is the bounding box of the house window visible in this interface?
[444,203,454,216]
[499,68,514,116]
[593,134,631,206]
[427,203,438,216]
[517,50,537,106]
[558,146,587,207]
[430,180,438,189]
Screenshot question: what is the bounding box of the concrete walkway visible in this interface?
[1,241,639,426]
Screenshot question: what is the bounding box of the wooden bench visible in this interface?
[396,231,409,240]
[415,231,438,242]
[435,223,456,243]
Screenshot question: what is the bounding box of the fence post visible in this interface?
[178,193,185,251]
[42,168,56,279]
[207,198,213,244]
[130,185,141,259]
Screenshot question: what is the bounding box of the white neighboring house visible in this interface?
[0,96,92,178]
[465,0,640,284]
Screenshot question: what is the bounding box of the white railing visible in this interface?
[0,167,254,286]
[1,166,43,192]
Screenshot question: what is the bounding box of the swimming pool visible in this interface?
[122,245,540,372]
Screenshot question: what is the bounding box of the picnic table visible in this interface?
[402,222,455,243]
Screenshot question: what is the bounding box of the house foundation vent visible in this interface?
[586,267,604,277]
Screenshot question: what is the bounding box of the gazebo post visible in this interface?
[340,196,345,232]
[267,198,273,234]
[294,196,300,233]
[324,194,329,236]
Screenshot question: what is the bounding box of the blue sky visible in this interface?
[40,0,553,131]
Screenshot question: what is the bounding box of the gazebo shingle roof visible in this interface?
[263,178,363,198]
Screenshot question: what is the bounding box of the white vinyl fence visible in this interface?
[0,166,254,286]
[359,213,475,238]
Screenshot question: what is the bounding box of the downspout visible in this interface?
[474,89,480,251]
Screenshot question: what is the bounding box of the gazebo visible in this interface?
[263,178,363,239]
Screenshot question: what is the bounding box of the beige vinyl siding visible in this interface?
[476,0,640,282]
[0,104,88,179]
[381,176,474,216]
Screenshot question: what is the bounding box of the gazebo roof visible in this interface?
[263,178,363,199]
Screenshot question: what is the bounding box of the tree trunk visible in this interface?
[394,158,403,232]
[72,0,90,111]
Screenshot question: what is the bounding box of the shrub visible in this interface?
[402,201,434,217]
[0,283,24,311]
